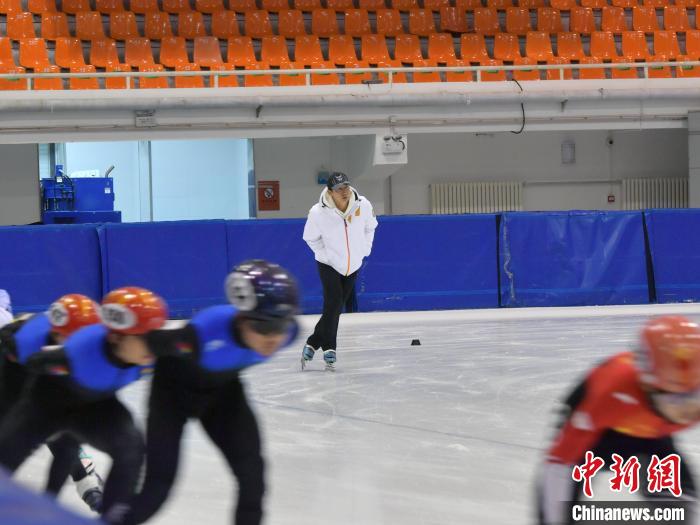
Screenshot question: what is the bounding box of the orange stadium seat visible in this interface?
[277,10,305,37]
[193,36,225,66]
[211,11,240,38]
[245,10,274,37]
[96,0,124,13]
[493,33,521,60]
[632,6,659,32]
[178,11,207,38]
[262,0,290,10]
[513,57,540,81]
[125,37,157,65]
[19,37,62,89]
[621,29,651,58]
[328,0,354,8]
[376,9,404,35]
[519,0,544,6]
[144,12,174,39]
[664,6,690,30]
[460,33,490,61]
[601,7,628,32]
[505,7,531,34]
[590,31,618,59]
[674,0,699,7]
[55,37,87,67]
[110,12,140,40]
[425,0,450,10]
[227,36,258,65]
[557,32,585,60]
[537,8,562,33]
[391,0,418,10]
[578,56,606,78]
[131,0,160,12]
[173,63,205,88]
[159,36,190,66]
[440,7,468,33]
[550,0,576,8]
[229,0,258,11]
[360,34,393,63]
[643,0,668,6]
[75,12,107,40]
[428,32,459,63]
[456,0,482,9]
[261,35,291,66]
[311,9,339,36]
[28,0,56,13]
[474,7,501,33]
[487,0,512,9]
[676,57,700,77]
[196,0,225,11]
[345,9,372,36]
[62,0,91,14]
[477,59,506,81]
[7,13,37,40]
[328,35,358,64]
[526,31,554,60]
[581,0,607,8]
[359,0,385,8]
[408,9,437,35]
[137,64,168,88]
[653,30,680,58]
[569,7,596,33]
[686,30,700,57]
[90,37,121,66]
[0,0,23,13]
[545,56,572,79]
[612,0,638,7]
[295,0,322,9]
[611,56,640,78]
[41,13,70,40]
[163,0,193,13]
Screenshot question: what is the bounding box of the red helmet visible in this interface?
[100,287,167,335]
[636,315,700,393]
[48,294,100,337]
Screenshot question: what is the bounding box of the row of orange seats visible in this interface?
[2,6,697,40]
[1,0,700,15]
[1,33,699,90]
[2,32,698,67]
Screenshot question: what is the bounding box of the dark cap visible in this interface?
[327,172,350,191]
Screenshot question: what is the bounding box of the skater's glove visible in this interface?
[26,346,71,375]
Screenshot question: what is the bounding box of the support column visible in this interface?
[689,112,700,208]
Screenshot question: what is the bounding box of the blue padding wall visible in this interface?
[225,219,324,313]
[645,209,700,303]
[499,211,649,307]
[0,225,101,313]
[357,215,499,311]
[98,221,230,318]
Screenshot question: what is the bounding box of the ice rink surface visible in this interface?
[14,303,700,525]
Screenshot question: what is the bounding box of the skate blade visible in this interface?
[325,364,336,372]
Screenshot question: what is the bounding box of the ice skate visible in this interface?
[301,344,316,371]
[323,349,336,371]
[76,470,104,513]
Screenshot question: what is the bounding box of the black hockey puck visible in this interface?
[411,339,421,346]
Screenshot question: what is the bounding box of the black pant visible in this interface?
[0,376,144,524]
[306,262,358,351]
[0,358,90,495]
[537,430,696,524]
[125,357,265,525]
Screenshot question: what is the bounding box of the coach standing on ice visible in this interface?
[301,172,378,371]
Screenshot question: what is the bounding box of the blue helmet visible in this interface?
[225,260,299,329]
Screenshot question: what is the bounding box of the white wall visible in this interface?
[254,129,689,217]
[65,141,141,222]
[0,144,40,225]
[151,139,249,221]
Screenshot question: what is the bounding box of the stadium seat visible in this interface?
[295,0,322,9]
[194,36,225,66]
[460,33,490,61]
[75,12,107,40]
[125,37,157,66]
[178,11,207,38]
[159,36,190,66]
[311,9,339,36]
[261,35,291,66]
[428,32,459,64]
[612,0,637,7]
[519,0,544,7]
[663,6,689,30]
[328,0,354,8]
[211,11,239,38]
[196,0,225,12]
[28,0,56,13]
[262,0,290,10]
[328,34,358,64]
[487,0,512,9]
[131,0,160,13]
[493,32,522,60]
[578,56,606,78]
[110,12,140,40]
[174,63,205,88]
[456,0,483,9]
[359,0,386,9]
[144,12,174,39]
[632,6,659,32]
[474,7,501,34]
[227,36,258,65]
[653,30,680,58]
[581,0,607,8]
[408,8,437,35]
[0,0,23,13]
[278,10,306,37]
[440,7,468,33]
[0,64,27,90]
[674,0,699,7]
[245,10,274,37]
[643,0,668,7]
[96,0,124,13]
[550,0,576,9]
[676,57,700,77]
[478,59,506,81]
[360,34,394,63]
[505,7,532,34]
[391,0,418,10]
[163,0,193,13]
[62,0,91,14]
[537,8,563,33]
[137,64,168,88]
[513,56,541,80]
[611,56,640,78]
[686,30,700,58]
[556,32,585,60]
[525,31,554,60]
[229,0,258,11]
[545,56,573,79]
[7,13,37,40]
[590,31,618,59]
[601,7,628,32]
[569,7,596,33]
[345,9,372,36]
[424,0,450,10]
[621,30,651,58]
[41,12,70,40]
[376,9,405,35]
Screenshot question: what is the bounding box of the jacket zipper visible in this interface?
[344,218,350,276]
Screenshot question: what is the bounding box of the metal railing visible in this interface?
[0,60,698,89]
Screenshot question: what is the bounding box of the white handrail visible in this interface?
[1,60,698,88]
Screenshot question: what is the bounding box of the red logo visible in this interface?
[572,451,606,498]
[647,454,682,497]
[609,454,641,494]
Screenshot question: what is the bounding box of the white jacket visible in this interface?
[303,187,378,276]
[0,289,12,328]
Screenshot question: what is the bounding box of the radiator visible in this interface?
[622,177,688,210]
[430,182,523,214]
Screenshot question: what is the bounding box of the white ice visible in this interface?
[14,303,700,525]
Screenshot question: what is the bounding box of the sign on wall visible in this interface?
[257,180,280,211]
